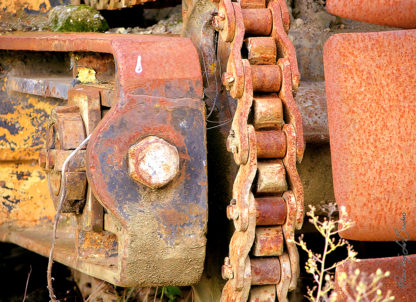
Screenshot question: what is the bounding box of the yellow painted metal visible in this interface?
[0,162,55,227]
[0,75,57,227]
[0,0,52,14]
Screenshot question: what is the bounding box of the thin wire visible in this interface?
[204,29,220,120]
[47,134,92,302]
[207,118,232,123]
[207,119,232,130]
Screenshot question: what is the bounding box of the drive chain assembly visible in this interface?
[212,0,305,300]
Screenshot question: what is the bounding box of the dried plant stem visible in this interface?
[23,265,32,302]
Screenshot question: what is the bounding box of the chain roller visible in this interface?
[213,0,305,300]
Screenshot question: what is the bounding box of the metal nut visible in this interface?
[221,257,234,280]
[212,13,225,31]
[128,136,180,189]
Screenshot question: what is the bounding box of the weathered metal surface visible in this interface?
[324,30,416,241]
[0,0,71,14]
[68,85,101,136]
[252,226,283,256]
[217,0,304,299]
[281,191,299,290]
[0,73,62,161]
[269,1,299,91]
[0,33,208,287]
[277,58,304,162]
[256,160,287,194]
[334,255,416,301]
[73,53,115,83]
[0,33,203,99]
[8,76,71,100]
[282,124,304,230]
[239,0,264,9]
[248,285,276,302]
[220,128,257,302]
[81,187,104,232]
[253,95,283,130]
[0,161,55,227]
[255,197,286,226]
[84,0,158,10]
[251,65,282,92]
[295,81,328,144]
[241,9,272,36]
[276,253,291,302]
[256,130,286,159]
[246,37,276,65]
[326,0,416,29]
[86,96,207,286]
[45,105,87,213]
[250,257,280,285]
[128,136,180,189]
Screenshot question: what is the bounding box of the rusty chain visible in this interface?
[212,0,305,300]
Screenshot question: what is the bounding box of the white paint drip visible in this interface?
[135,55,143,74]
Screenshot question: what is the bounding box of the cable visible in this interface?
[47,134,91,302]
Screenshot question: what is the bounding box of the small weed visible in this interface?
[159,286,183,302]
[296,203,395,302]
[334,268,395,302]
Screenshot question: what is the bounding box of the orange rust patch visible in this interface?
[159,208,190,226]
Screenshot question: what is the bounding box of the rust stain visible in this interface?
[78,230,118,259]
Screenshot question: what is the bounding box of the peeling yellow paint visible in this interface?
[0,161,55,227]
[77,67,97,84]
[0,92,58,161]
[0,0,51,14]
[1,76,6,91]
[208,62,217,74]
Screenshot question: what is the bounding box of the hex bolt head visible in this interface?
[128,136,180,189]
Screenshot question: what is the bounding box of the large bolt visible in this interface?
[128,136,180,189]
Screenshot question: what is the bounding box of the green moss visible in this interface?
[48,5,109,33]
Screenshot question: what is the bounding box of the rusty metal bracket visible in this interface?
[0,33,207,287]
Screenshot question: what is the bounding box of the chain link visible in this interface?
[213,0,305,300]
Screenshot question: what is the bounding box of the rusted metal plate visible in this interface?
[324,30,416,241]
[8,76,71,100]
[86,95,207,286]
[326,0,416,29]
[334,255,416,301]
[0,33,203,99]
